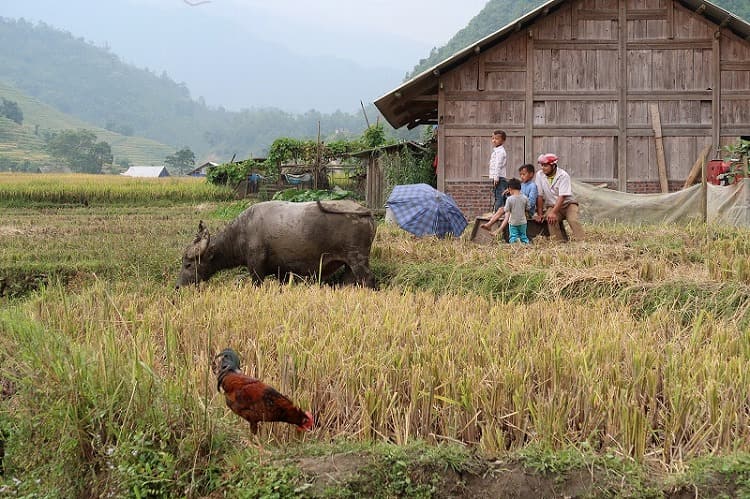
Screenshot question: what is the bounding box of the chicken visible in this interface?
[212,348,314,433]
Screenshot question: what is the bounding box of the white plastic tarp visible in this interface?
[573,179,750,227]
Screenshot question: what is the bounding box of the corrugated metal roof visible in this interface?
[348,141,429,158]
[374,0,750,129]
[121,166,170,177]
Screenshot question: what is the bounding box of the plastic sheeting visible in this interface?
[573,179,750,227]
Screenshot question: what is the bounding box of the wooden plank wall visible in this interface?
[439,0,750,201]
[365,156,386,210]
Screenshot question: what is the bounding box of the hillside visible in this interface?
[0,80,175,170]
[408,0,750,77]
[0,17,416,163]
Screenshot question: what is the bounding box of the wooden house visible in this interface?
[349,141,432,210]
[187,161,218,177]
[374,0,750,218]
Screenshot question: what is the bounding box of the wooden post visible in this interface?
[712,31,721,162]
[702,151,708,223]
[617,0,627,191]
[315,121,321,190]
[525,30,534,164]
[650,103,669,193]
[683,143,712,189]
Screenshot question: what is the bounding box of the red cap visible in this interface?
[537,153,559,165]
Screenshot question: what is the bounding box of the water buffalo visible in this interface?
[176,199,376,288]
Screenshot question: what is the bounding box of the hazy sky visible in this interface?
[2,0,490,111]
[5,0,488,67]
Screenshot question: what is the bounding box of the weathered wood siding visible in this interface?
[365,156,387,210]
[438,0,750,218]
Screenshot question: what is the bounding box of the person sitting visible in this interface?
[533,153,584,242]
[481,164,538,232]
[489,177,530,244]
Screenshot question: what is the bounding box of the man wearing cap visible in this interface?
[534,153,585,241]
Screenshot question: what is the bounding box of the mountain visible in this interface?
[0,0,417,114]
[0,17,415,162]
[0,80,174,170]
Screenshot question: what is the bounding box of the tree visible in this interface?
[91,141,113,172]
[361,124,387,148]
[0,98,23,125]
[45,129,112,173]
[164,147,195,175]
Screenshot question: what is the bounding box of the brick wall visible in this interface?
[626,180,684,193]
[445,181,496,220]
[446,179,692,219]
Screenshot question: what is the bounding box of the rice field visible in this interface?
[1,174,750,496]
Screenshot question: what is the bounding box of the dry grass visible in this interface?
[2,183,750,497]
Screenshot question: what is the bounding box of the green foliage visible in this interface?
[0,97,23,124]
[271,187,355,202]
[681,453,750,497]
[223,457,303,499]
[210,200,252,220]
[723,138,750,182]
[44,128,113,173]
[113,430,179,498]
[266,137,361,168]
[362,124,387,148]
[382,145,436,192]
[206,160,255,186]
[164,147,196,175]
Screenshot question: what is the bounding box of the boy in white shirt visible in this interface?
[489,130,508,212]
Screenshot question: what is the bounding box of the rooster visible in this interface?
[212,348,314,433]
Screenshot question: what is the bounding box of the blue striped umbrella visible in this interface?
[386,184,468,238]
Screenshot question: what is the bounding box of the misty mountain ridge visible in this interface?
[0,16,418,163]
[1,0,411,114]
[6,0,744,165]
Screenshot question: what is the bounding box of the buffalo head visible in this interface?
[176,221,211,288]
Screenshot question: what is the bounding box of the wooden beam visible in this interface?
[617,0,627,191]
[666,0,674,39]
[721,61,750,71]
[627,40,713,49]
[412,95,438,102]
[483,62,527,72]
[577,9,618,20]
[627,90,711,100]
[712,31,721,161]
[444,91,526,101]
[626,9,668,19]
[683,143,712,189]
[649,103,669,193]
[477,55,485,91]
[526,31,534,164]
[534,41,617,50]
[437,79,446,192]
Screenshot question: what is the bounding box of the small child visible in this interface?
[493,177,530,244]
